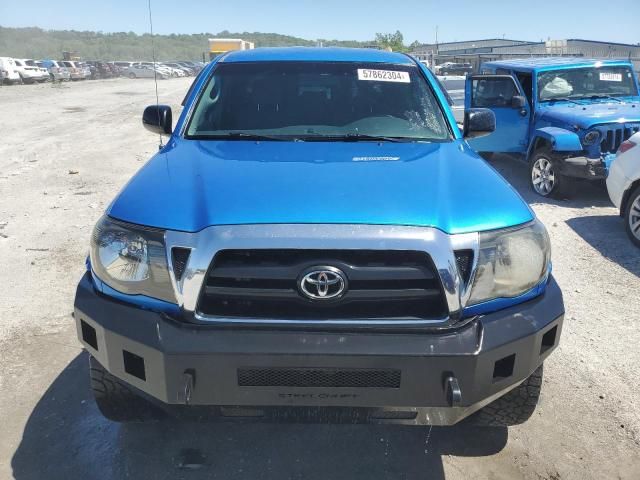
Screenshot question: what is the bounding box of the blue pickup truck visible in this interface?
[74,47,564,426]
[465,58,640,197]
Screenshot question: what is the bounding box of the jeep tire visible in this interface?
[624,185,640,248]
[530,148,572,198]
[89,355,164,422]
[469,364,543,427]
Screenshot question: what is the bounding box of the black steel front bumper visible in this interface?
[74,273,564,425]
[560,155,607,180]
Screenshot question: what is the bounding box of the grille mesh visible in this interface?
[238,367,401,388]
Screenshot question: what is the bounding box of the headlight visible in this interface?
[467,220,551,306]
[583,129,601,146]
[90,216,175,303]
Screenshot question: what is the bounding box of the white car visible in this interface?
[14,59,48,83]
[0,57,22,84]
[123,64,168,79]
[159,64,185,77]
[607,131,640,247]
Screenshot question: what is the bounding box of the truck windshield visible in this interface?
[186,61,451,141]
[538,66,638,101]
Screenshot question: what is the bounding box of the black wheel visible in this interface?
[89,355,165,422]
[469,365,543,427]
[624,185,640,248]
[128,72,136,79]
[529,148,572,198]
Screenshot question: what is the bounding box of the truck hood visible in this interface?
[538,100,640,129]
[107,139,533,235]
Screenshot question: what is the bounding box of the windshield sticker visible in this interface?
[599,72,622,82]
[357,69,410,83]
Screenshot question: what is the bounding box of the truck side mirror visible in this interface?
[463,108,496,139]
[511,95,527,109]
[142,105,172,135]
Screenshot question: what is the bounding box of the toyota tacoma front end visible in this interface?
[74,47,564,425]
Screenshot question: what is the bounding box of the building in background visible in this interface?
[411,38,640,73]
[209,38,254,60]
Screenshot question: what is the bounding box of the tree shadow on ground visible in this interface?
[12,354,508,480]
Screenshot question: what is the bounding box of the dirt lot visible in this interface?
[0,78,638,480]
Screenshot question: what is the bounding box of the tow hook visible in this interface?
[444,376,462,407]
[178,369,196,405]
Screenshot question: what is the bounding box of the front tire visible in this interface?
[624,185,640,248]
[128,72,136,79]
[89,355,164,422]
[529,149,571,198]
[470,365,543,427]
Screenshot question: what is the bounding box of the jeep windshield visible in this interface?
[185,61,451,141]
[538,66,638,101]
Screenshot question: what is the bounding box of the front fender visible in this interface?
[528,127,582,156]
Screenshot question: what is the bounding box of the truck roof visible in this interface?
[219,47,414,65]
[481,57,633,72]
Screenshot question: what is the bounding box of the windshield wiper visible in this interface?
[587,94,623,103]
[547,97,583,106]
[300,133,412,143]
[189,132,293,141]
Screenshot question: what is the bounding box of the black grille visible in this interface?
[600,125,640,153]
[197,249,447,320]
[238,367,401,388]
[171,247,191,281]
[454,250,474,286]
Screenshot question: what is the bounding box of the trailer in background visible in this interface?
[209,38,254,60]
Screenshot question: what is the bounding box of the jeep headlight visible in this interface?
[467,220,551,306]
[90,216,175,303]
[582,129,601,146]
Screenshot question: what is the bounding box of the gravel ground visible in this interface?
[0,78,638,480]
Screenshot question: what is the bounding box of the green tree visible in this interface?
[375,30,406,52]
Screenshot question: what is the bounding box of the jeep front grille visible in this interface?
[599,124,640,153]
[197,249,447,320]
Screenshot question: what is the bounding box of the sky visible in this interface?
[1,0,639,45]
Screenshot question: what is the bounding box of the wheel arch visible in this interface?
[620,179,640,217]
[527,127,583,159]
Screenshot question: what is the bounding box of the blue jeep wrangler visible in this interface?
[74,48,564,426]
[465,58,640,197]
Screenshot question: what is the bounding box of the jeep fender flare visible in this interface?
[527,127,582,159]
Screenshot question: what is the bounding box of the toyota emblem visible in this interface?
[299,266,348,300]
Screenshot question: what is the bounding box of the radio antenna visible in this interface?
[147,0,163,148]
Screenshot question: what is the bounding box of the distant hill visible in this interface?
[0,26,374,61]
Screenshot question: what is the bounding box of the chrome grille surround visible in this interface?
[164,224,480,328]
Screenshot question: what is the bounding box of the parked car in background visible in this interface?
[437,75,466,124]
[23,59,50,82]
[105,62,121,77]
[39,60,70,81]
[122,64,168,79]
[0,57,22,84]
[86,61,113,79]
[13,59,47,83]
[439,63,473,76]
[466,58,640,198]
[160,64,186,77]
[163,62,194,75]
[77,62,93,79]
[61,60,87,80]
[607,132,640,247]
